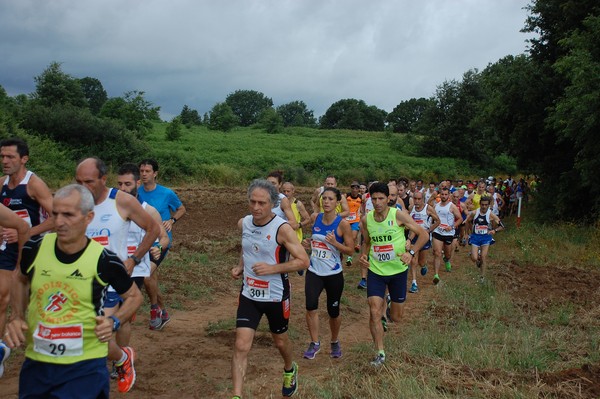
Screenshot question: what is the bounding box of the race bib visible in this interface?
[127,245,137,256]
[246,277,269,299]
[373,244,396,262]
[14,209,32,227]
[475,225,489,235]
[33,323,84,357]
[347,212,358,222]
[91,236,109,247]
[311,240,332,260]
[0,210,33,250]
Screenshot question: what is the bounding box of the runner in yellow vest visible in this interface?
[358,182,428,367]
[5,184,143,398]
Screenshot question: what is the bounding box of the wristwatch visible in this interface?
[408,249,416,257]
[129,255,142,265]
[171,217,177,224]
[108,315,121,332]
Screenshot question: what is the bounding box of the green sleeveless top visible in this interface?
[366,207,408,276]
[26,233,108,364]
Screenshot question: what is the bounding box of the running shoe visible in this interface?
[381,316,388,332]
[282,362,298,397]
[330,341,342,358]
[479,276,486,284]
[420,265,428,276]
[445,260,452,272]
[345,256,352,267]
[149,306,162,330]
[476,258,482,268]
[370,353,386,367]
[158,309,171,330]
[409,282,418,293]
[357,279,367,290]
[433,274,440,285]
[116,346,136,393]
[303,341,320,360]
[110,361,118,379]
[0,342,10,378]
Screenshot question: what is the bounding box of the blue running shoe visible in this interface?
[330,341,342,358]
[409,282,418,293]
[303,341,320,360]
[0,342,10,378]
[357,279,367,289]
[420,265,428,276]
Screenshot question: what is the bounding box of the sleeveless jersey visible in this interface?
[86,188,129,261]
[309,214,343,276]
[272,193,288,220]
[366,207,408,276]
[490,193,500,215]
[410,204,431,232]
[1,171,45,251]
[346,194,362,224]
[400,195,410,211]
[472,208,492,236]
[290,198,302,242]
[472,193,482,210]
[434,202,455,236]
[25,234,108,364]
[241,215,290,302]
[126,201,151,278]
[425,189,435,204]
[364,194,374,213]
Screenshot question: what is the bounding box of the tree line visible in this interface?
[0,0,597,221]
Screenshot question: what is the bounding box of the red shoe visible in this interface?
[116,346,136,393]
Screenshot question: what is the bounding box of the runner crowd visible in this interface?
[0,137,538,398]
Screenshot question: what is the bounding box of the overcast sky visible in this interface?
[0,0,533,119]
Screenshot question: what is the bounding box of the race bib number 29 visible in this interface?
[33,323,84,357]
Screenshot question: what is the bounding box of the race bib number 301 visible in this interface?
[246,277,270,299]
[33,323,84,357]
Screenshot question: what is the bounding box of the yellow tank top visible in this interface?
[473,193,482,210]
[26,234,108,364]
[290,199,302,242]
[366,208,407,276]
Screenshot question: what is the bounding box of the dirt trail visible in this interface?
[1,186,598,398]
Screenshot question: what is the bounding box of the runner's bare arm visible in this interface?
[325,219,354,256]
[337,195,350,218]
[451,205,463,229]
[296,200,312,229]
[27,175,55,237]
[5,272,30,348]
[146,205,169,259]
[427,207,441,232]
[280,196,299,230]
[359,218,371,269]
[118,191,161,273]
[397,210,428,264]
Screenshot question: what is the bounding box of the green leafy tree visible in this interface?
[320,99,386,131]
[259,107,284,133]
[21,103,148,165]
[386,97,434,133]
[207,102,239,132]
[79,77,107,114]
[165,116,183,140]
[100,90,160,135]
[276,101,316,127]
[225,90,273,126]
[33,62,86,108]
[179,105,202,127]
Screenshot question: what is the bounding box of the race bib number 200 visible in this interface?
[373,244,396,262]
